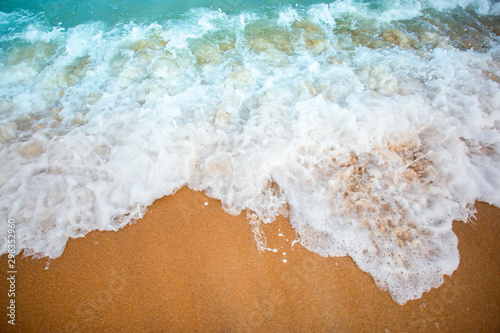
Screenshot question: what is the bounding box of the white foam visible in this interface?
[0,2,499,304]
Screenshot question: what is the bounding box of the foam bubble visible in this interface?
[0,2,499,304]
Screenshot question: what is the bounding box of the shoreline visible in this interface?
[1,187,499,332]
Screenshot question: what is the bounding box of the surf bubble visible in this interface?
[0,2,499,305]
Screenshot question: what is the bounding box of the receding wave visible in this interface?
[0,0,499,304]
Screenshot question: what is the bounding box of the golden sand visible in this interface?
[0,187,498,332]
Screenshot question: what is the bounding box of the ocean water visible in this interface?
[1,0,499,304]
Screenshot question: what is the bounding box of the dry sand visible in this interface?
[1,186,499,332]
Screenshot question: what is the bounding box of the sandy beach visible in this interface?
[1,186,499,332]
[1,0,500,332]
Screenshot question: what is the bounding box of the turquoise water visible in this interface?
[0,0,499,304]
[1,0,328,27]
[1,0,498,27]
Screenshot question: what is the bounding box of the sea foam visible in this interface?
[0,0,499,304]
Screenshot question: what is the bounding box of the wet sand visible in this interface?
[1,186,499,332]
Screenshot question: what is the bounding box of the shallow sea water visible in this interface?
[0,0,499,304]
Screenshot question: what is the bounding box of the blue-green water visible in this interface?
[1,0,498,27]
[1,0,330,27]
[0,0,499,305]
